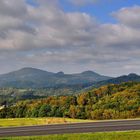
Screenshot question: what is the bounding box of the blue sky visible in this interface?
[0,0,140,76]
[62,0,140,23]
[27,0,140,23]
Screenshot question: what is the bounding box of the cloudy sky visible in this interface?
[0,0,140,76]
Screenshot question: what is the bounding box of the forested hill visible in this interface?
[1,82,140,120]
[92,73,140,88]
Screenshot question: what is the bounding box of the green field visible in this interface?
[0,118,93,127]
[1,131,140,140]
[0,118,140,128]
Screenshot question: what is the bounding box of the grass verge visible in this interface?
[0,118,140,128]
[0,118,93,127]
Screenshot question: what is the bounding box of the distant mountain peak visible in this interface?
[20,67,34,70]
[56,71,64,75]
[13,67,51,75]
[81,71,99,75]
[18,67,45,72]
[128,73,139,77]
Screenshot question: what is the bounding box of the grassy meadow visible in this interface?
[1,131,140,140]
[0,117,140,127]
[0,117,93,127]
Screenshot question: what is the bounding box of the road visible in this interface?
[0,119,140,137]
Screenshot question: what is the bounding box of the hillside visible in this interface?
[0,67,111,88]
[92,73,140,88]
[1,82,140,119]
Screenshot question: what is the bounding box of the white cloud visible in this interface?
[0,0,27,17]
[112,6,140,28]
[0,0,140,76]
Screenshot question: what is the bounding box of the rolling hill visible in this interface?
[93,73,140,88]
[0,67,111,88]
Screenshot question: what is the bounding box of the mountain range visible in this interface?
[0,67,139,89]
[0,67,111,88]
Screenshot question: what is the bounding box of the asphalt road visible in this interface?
[0,119,140,137]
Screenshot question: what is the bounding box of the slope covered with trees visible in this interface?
[0,86,84,105]
[0,82,140,120]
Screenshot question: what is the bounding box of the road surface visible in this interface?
[0,119,140,137]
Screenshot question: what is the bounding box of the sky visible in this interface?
[0,0,140,76]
